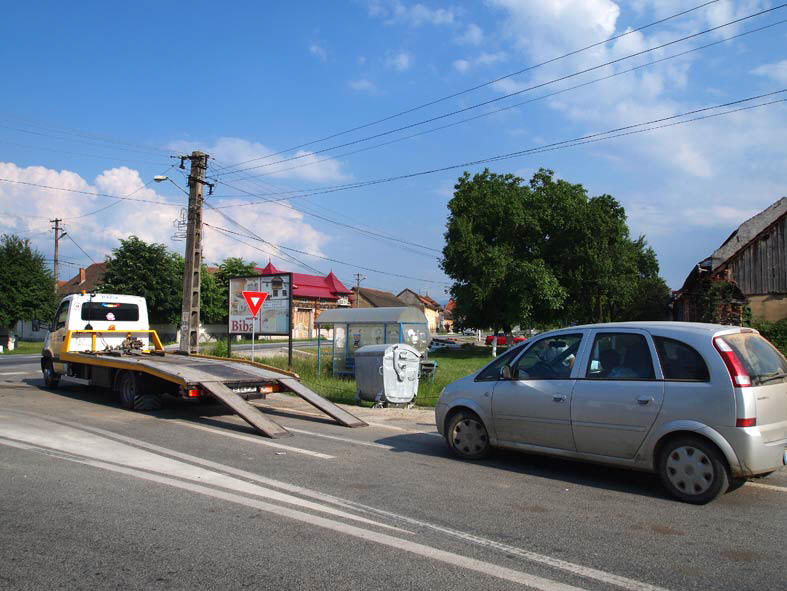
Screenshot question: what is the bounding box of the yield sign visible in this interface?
[242,291,268,318]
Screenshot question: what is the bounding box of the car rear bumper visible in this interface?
[714,424,787,477]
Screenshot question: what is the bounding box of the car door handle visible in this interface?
[637,396,652,405]
[552,394,567,403]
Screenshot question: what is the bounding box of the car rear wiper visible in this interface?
[756,372,787,385]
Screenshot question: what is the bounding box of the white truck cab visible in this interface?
[44,293,150,374]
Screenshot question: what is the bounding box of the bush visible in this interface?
[749,318,787,355]
[205,339,228,357]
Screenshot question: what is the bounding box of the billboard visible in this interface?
[228,273,292,336]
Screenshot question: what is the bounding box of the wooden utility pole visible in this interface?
[353,273,366,307]
[179,151,210,353]
[50,218,66,292]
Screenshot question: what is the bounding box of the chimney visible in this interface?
[79,268,86,284]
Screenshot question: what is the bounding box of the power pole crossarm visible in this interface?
[179,151,209,354]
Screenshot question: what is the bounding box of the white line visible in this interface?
[285,427,392,449]
[746,481,787,492]
[0,371,30,376]
[171,419,335,459]
[1,439,585,591]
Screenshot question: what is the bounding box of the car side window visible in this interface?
[54,302,70,330]
[586,333,655,380]
[514,334,582,380]
[475,344,523,381]
[653,336,709,381]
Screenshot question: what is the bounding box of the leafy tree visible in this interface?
[0,234,58,329]
[200,266,225,324]
[442,168,670,332]
[98,236,184,324]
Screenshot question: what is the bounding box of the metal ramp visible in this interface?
[198,381,292,439]
[277,377,367,428]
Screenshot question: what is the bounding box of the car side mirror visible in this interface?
[500,366,513,380]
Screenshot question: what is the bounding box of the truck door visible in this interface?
[49,300,71,371]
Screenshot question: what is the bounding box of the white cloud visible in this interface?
[386,51,412,71]
[349,78,378,94]
[452,59,470,73]
[455,23,483,45]
[309,43,327,62]
[751,60,787,84]
[453,52,506,74]
[167,137,351,184]
[0,161,330,268]
[368,1,456,26]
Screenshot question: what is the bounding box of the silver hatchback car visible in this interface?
[435,322,787,504]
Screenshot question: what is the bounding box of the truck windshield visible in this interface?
[81,302,139,322]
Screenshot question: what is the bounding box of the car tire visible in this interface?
[117,371,162,411]
[657,436,730,504]
[42,359,60,389]
[446,411,491,460]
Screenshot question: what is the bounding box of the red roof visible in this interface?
[255,262,352,301]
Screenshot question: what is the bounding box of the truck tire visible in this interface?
[117,371,162,411]
[41,358,60,389]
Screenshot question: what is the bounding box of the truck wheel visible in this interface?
[117,371,162,411]
[42,359,60,389]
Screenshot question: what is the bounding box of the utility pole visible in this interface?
[179,151,212,353]
[50,218,66,292]
[353,273,366,307]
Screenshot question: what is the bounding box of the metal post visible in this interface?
[179,151,208,354]
[251,315,255,361]
[353,273,366,307]
[288,273,293,368]
[317,331,321,374]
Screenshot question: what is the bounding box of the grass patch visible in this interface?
[0,341,43,355]
[249,344,497,407]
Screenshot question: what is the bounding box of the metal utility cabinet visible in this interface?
[354,344,421,406]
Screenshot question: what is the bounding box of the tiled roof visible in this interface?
[355,287,406,307]
[256,263,352,301]
[58,262,107,296]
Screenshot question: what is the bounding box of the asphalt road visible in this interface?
[0,356,785,591]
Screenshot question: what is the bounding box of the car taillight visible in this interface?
[713,337,751,388]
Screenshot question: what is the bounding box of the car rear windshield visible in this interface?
[722,332,787,385]
[81,302,140,322]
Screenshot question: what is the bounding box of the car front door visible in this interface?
[491,333,586,451]
[571,330,665,459]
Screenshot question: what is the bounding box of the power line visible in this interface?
[0,137,171,167]
[216,0,723,170]
[0,178,187,209]
[217,3,785,177]
[64,164,177,220]
[64,233,97,264]
[205,222,451,286]
[208,90,787,209]
[229,18,787,185]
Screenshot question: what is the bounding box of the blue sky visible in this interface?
[1,0,785,301]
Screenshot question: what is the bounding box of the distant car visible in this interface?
[484,335,526,346]
[462,329,476,336]
[436,322,787,504]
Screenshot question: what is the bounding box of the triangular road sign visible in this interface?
[242,291,268,318]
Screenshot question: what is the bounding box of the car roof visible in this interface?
[539,321,742,339]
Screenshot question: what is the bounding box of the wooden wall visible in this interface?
[726,216,787,295]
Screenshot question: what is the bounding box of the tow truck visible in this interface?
[41,292,366,437]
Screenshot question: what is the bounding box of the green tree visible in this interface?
[0,234,58,329]
[442,168,670,331]
[98,236,184,324]
[616,237,671,321]
[200,266,225,324]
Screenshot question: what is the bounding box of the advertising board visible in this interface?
[229,274,292,336]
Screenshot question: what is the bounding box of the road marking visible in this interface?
[746,481,787,492]
[0,436,584,591]
[0,371,30,376]
[171,419,334,459]
[6,411,672,591]
[285,427,392,449]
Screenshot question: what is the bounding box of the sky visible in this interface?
[0,0,785,302]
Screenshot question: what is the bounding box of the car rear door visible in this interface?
[491,332,586,451]
[571,329,665,459]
